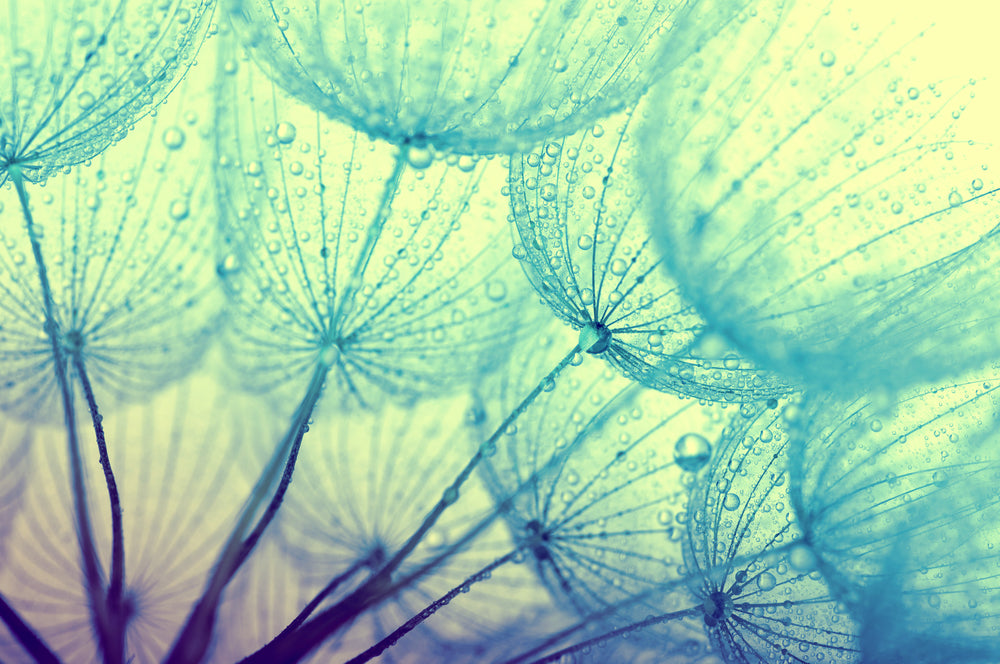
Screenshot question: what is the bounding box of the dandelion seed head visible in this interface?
[684,398,861,662]
[478,325,724,638]
[0,0,214,182]
[227,0,763,154]
[509,102,789,402]
[640,1,1000,396]
[216,42,534,411]
[0,59,222,422]
[792,366,1000,644]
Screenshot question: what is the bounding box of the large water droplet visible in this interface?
[163,127,186,150]
[674,434,711,472]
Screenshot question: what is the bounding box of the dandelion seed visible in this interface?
[640,1,1000,396]
[0,86,222,421]
[0,0,213,183]
[479,326,722,635]
[682,399,861,662]
[215,46,527,410]
[791,366,1000,648]
[227,0,763,153]
[509,102,788,402]
[166,40,534,663]
[0,52,221,664]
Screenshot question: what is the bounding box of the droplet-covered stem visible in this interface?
[345,548,523,664]
[10,167,125,664]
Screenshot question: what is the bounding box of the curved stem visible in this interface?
[240,345,582,663]
[346,549,522,664]
[517,608,701,664]
[274,557,372,643]
[71,354,124,609]
[10,167,121,663]
[163,358,330,664]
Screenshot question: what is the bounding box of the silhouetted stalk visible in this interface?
[10,166,123,664]
[523,607,702,664]
[72,354,125,614]
[0,592,61,664]
[346,549,523,664]
[164,357,329,664]
[276,557,373,641]
[241,344,583,663]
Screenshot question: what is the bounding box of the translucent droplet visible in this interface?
[540,183,558,202]
[577,234,594,250]
[162,127,186,150]
[723,493,741,511]
[820,50,836,67]
[757,571,777,591]
[275,122,297,144]
[406,145,434,169]
[674,434,711,472]
[169,199,189,221]
[485,280,507,302]
[949,190,964,207]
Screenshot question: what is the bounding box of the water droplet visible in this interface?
[723,493,741,511]
[757,572,777,591]
[949,190,964,207]
[577,234,594,250]
[169,199,189,221]
[485,280,507,302]
[275,122,297,144]
[820,50,836,67]
[674,434,711,472]
[907,87,920,100]
[540,183,557,202]
[406,145,434,169]
[789,543,816,572]
[162,127,185,150]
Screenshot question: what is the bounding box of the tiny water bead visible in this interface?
[162,127,186,150]
[509,102,788,403]
[640,0,1000,397]
[227,0,763,154]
